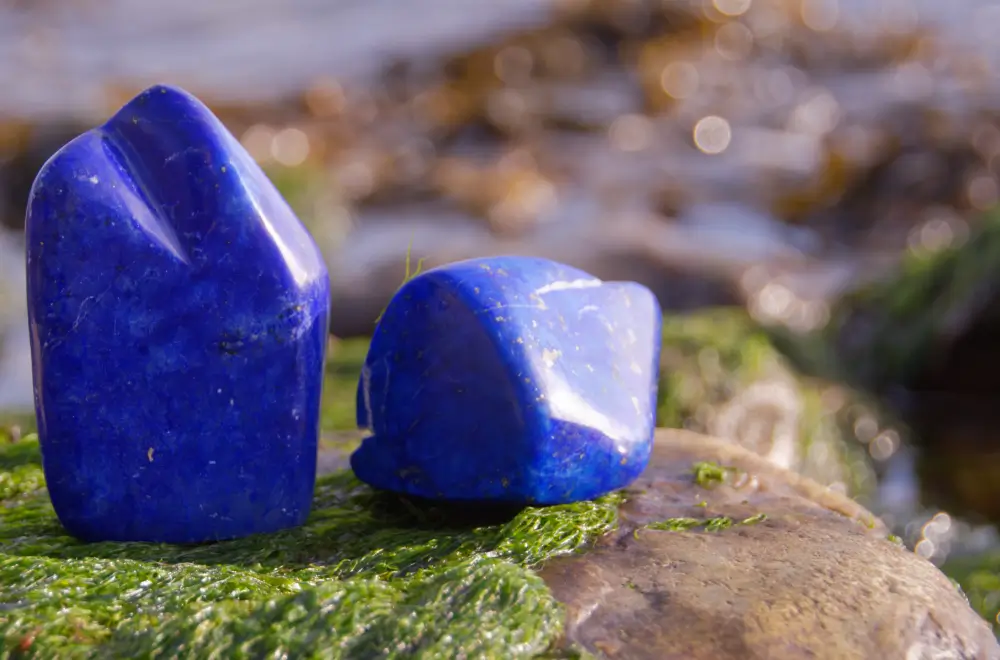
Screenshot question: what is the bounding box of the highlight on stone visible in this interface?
[352,256,662,505]
[24,84,331,544]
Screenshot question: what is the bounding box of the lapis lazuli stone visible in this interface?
[352,256,662,505]
[25,85,331,543]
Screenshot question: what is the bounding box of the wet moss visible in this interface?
[691,461,732,488]
[641,514,766,534]
[644,517,706,532]
[0,435,624,658]
[0,436,44,501]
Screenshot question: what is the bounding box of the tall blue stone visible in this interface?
[353,256,662,505]
[25,85,331,543]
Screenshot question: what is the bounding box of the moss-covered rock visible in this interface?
[0,431,622,658]
[3,420,996,658]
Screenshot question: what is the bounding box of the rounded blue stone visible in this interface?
[25,85,331,543]
[352,256,662,504]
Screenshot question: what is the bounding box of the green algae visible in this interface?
[0,435,44,501]
[644,517,705,532]
[0,435,624,658]
[641,512,768,535]
[691,461,733,488]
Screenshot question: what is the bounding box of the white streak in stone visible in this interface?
[534,278,601,296]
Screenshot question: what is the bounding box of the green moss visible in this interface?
[0,437,624,658]
[705,516,734,532]
[641,512,768,535]
[691,461,732,488]
[0,446,45,501]
[644,516,733,533]
[644,517,703,532]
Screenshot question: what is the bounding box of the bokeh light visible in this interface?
[693,115,732,154]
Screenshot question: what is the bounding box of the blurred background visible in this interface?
[4,0,1000,623]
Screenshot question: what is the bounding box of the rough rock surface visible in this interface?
[316,429,999,659]
[538,430,999,659]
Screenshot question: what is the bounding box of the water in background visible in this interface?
[0,0,554,121]
[2,0,999,120]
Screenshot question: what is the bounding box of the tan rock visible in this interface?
[540,430,999,659]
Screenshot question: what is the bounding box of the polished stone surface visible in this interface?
[25,84,330,543]
[352,256,662,504]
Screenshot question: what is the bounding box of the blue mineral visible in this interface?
[25,85,331,543]
[352,256,662,504]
